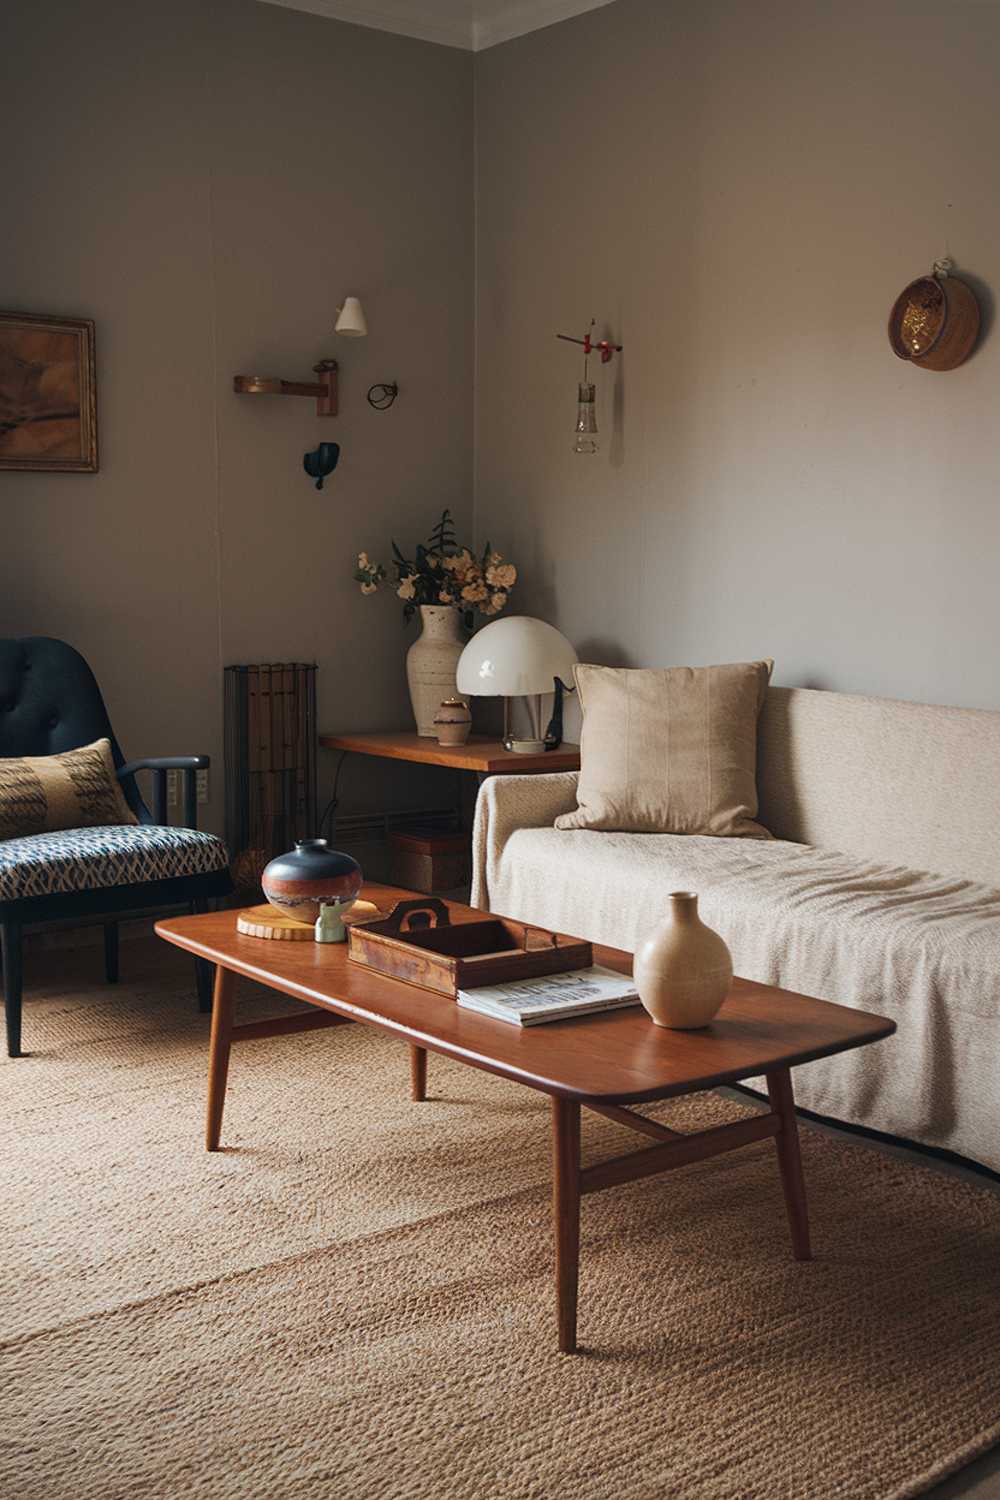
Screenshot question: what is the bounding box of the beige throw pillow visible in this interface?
[0,737,138,840]
[555,659,773,837]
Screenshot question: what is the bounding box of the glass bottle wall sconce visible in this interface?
[557,319,623,454]
[574,383,598,454]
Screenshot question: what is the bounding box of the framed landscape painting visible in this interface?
[0,312,98,472]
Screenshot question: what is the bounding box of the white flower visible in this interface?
[360,581,377,595]
[398,576,417,601]
[358,551,371,569]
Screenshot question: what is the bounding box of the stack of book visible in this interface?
[457,965,640,1027]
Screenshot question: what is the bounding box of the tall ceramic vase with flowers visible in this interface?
[354,509,517,736]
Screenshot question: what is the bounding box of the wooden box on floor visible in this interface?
[389,830,470,894]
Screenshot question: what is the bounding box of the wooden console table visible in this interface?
[317,734,580,890]
[318,730,580,779]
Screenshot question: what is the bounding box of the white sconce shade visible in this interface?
[335,296,368,338]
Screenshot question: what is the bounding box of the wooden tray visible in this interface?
[347,897,592,998]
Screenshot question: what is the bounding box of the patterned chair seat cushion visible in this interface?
[0,824,230,902]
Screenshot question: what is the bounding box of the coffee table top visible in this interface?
[156,885,895,1105]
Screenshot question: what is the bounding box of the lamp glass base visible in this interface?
[504,737,546,755]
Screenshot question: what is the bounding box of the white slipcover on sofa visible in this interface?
[472,686,1000,1174]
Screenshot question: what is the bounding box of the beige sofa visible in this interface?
[472,686,1000,1174]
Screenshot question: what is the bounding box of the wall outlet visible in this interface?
[165,769,208,810]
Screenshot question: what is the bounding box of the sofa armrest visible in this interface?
[472,771,579,910]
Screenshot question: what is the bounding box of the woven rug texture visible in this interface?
[3,940,1000,1500]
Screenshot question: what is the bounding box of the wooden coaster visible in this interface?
[236,900,380,941]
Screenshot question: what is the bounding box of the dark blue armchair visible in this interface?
[0,637,232,1056]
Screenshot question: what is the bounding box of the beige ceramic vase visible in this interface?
[406,606,466,737]
[634,892,733,1029]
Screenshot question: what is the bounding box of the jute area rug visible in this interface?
[3,939,1000,1500]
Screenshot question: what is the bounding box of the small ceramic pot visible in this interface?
[634,891,732,1029]
[434,697,472,746]
[262,838,363,925]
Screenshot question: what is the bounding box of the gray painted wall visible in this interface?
[474,0,1000,730]
[5,0,1000,825]
[1,0,473,828]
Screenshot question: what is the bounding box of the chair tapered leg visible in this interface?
[191,898,213,1012]
[103,921,119,984]
[552,1097,582,1353]
[2,917,24,1058]
[766,1066,812,1262]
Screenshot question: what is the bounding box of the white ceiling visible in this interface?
[260,0,619,51]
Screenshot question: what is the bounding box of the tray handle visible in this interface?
[521,924,560,949]
[382,897,452,935]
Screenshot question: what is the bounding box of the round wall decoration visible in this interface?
[888,262,980,372]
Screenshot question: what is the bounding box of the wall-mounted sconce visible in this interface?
[556,318,623,455]
[334,297,368,338]
[233,295,370,416]
[233,291,400,491]
[234,361,340,416]
[303,442,341,490]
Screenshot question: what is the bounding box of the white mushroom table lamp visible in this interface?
[456,616,578,754]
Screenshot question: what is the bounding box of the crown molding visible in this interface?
[258,0,619,51]
[259,0,475,49]
[473,0,616,50]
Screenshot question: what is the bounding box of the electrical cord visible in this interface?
[318,750,349,842]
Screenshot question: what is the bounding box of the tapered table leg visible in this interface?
[766,1066,812,1261]
[552,1097,582,1353]
[205,965,236,1152]
[410,1044,427,1102]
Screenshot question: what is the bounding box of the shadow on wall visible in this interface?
[956,265,994,356]
[574,637,637,668]
[609,338,625,470]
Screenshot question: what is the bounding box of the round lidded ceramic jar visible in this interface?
[262,838,363,925]
[433,696,472,746]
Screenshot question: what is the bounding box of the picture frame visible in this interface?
[0,311,98,472]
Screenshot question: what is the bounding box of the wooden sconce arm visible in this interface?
[233,359,338,415]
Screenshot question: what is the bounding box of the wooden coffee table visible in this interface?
[156,885,895,1354]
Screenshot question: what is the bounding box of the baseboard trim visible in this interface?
[729,1082,1000,1186]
